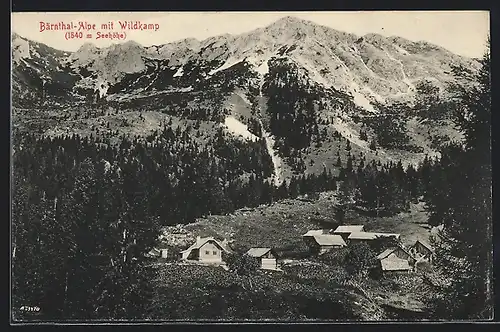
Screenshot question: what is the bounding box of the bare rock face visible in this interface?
[12,16,479,109]
[11,17,481,171]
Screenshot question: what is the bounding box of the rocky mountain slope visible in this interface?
[11,16,479,180]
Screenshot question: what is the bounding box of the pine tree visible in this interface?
[426,40,492,319]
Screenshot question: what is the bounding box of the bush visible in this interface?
[319,247,349,267]
[344,243,377,276]
[224,252,260,276]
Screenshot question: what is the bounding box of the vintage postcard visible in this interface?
[10,11,492,323]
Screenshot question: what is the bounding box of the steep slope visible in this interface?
[11,16,478,179]
[11,33,79,106]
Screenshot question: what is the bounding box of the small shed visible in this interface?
[333,225,365,241]
[305,234,347,255]
[180,236,229,264]
[146,245,176,260]
[409,240,434,263]
[246,248,278,270]
[377,246,416,266]
[146,248,161,258]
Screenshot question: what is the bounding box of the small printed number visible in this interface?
[20,306,40,312]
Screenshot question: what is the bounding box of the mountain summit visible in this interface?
[11,18,479,174]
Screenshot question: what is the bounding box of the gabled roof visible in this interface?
[348,232,401,240]
[377,248,396,260]
[380,257,411,271]
[303,230,328,237]
[312,234,347,246]
[180,237,228,254]
[413,239,434,252]
[148,248,161,255]
[376,246,413,260]
[333,225,365,233]
[246,248,272,257]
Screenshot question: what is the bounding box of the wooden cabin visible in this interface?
[409,240,434,263]
[376,246,416,266]
[180,236,230,264]
[246,248,278,270]
[304,234,347,255]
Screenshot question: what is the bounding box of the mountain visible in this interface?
[11,16,480,180]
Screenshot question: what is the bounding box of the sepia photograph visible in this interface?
[10,11,492,323]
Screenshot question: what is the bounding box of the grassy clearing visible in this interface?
[345,201,431,246]
[173,193,341,254]
[156,191,434,320]
[165,193,431,252]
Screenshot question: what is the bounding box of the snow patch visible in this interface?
[262,126,284,187]
[256,60,269,75]
[208,59,243,75]
[173,66,184,77]
[224,116,259,142]
[348,80,376,113]
[351,90,376,112]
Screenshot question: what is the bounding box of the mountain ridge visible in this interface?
[11,16,473,59]
[12,16,479,109]
[12,16,476,180]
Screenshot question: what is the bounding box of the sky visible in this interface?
[11,11,490,58]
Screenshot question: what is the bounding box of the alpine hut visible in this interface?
[246,248,278,270]
[376,246,416,266]
[180,236,230,264]
[304,234,347,255]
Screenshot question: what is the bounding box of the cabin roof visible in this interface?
[246,248,273,257]
[380,257,411,271]
[376,246,413,260]
[333,225,365,233]
[303,229,329,237]
[414,239,433,252]
[377,248,397,260]
[348,232,401,240]
[180,237,228,254]
[312,234,347,246]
